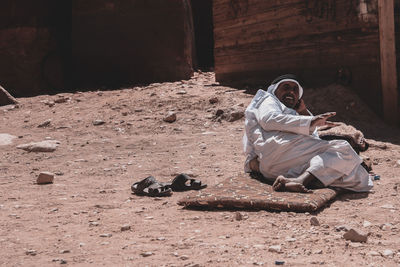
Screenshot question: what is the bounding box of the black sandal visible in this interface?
[145,182,172,197]
[131,176,172,197]
[170,174,207,192]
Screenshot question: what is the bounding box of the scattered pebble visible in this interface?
[93,119,105,126]
[363,220,372,227]
[382,249,394,257]
[235,211,243,221]
[140,251,153,257]
[209,97,219,104]
[163,112,177,123]
[25,249,37,256]
[335,225,350,232]
[268,245,282,253]
[37,119,51,128]
[37,172,54,184]
[59,249,70,254]
[0,133,17,146]
[121,225,131,231]
[310,216,320,226]
[343,228,368,243]
[380,204,396,210]
[99,233,112,237]
[368,251,381,256]
[180,255,189,260]
[17,140,60,152]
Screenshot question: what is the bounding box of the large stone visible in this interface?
[37,172,54,184]
[17,140,60,152]
[343,228,368,243]
[0,133,17,146]
[0,85,18,106]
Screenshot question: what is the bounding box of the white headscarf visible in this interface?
[266,78,303,99]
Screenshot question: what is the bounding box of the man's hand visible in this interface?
[311,112,336,128]
[295,99,309,115]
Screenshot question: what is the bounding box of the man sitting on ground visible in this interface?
[243,74,373,193]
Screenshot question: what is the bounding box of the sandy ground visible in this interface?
[1,72,400,267]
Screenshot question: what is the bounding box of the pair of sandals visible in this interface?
[131,174,207,197]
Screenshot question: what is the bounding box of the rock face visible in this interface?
[37,172,54,184]
[0,85,18,106]
[17,140,60,152]
[343,228,368,243]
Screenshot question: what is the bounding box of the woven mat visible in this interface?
[177,175,338,212]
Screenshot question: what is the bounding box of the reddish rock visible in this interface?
[37,172,54,184]
[343,228,368,243]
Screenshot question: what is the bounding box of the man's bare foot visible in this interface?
[272,175,312,193]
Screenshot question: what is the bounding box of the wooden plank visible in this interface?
[378,0,398,125]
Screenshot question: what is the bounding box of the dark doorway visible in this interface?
[191,0,214,71]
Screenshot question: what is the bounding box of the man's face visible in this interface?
[274,81,300,109]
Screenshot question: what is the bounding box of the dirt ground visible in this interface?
[1,72,400,267]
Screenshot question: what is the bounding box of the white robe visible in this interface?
[243,89,373,192]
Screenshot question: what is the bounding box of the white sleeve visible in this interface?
[256,97,313,135]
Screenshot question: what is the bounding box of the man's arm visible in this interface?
[256,97,313,135]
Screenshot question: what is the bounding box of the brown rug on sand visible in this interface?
[177,175,338,212]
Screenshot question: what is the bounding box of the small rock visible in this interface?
[363,221,372,227]
[215,109,224,117]
[38,119,51,128]
[310,217,320,226]
[382,249,394,257]
[177,90,187,95]
[335,225,350,232]
[380,223,393,231]
[0,133,17,146]
[368,251,381,256]
[380,204,396,210]
[348,242,363,248]
[99,233,112,237]
[140,251,153,257]
[93,119,105,126]
[43,99,55,107]
[268,245,282,253]
[89,222,99,226]
[54,97,69,104]
[26,249,37,256]
[275,260,285,265]
[163,112,177,123]
[396,160,400,167]
[235,211,243,221]
[226,110,244,122]
[343,228,368,243]
[180,255,189,260]
[37,172,54,184]
[17,140,60,152]
[121,225,131,231]
[313,249,323,254]
[209,97,219,104]
[59,249,70,254]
